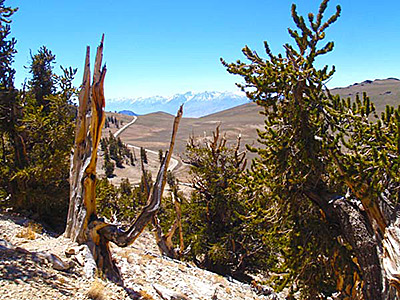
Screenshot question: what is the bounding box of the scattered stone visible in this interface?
[153,283,189,300]
[47,253,73,271]
[0,239,14,253]
[0,212,282,299]
[74,252,85,266]
[65,247,78,256]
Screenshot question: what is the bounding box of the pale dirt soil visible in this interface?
[0,212,280,300]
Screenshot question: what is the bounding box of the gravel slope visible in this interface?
[0,213,280,300]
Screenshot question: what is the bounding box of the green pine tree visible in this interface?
[140,147,148,164]
[0,1,23,201]
[222,0,372,298]
[180,127,271,280]
[28,46,56,110]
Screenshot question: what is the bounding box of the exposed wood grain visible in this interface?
[65,37,183,281]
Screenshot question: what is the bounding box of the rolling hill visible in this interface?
[115,78,400,154]
[104,78,400,181]
[115,102,263,157]
[332,78,400,113]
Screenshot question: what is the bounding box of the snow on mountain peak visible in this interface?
[106,91,249,117]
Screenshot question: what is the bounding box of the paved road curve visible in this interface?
[113,116,179,172]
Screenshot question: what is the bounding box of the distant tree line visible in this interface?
[100,132,135,177]
[104,115,122,129]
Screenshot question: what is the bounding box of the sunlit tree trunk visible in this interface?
[64,36,183,281]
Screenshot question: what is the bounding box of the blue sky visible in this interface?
[7,0,400,99]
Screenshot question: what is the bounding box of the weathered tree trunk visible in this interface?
[383,217,400,292]
[150,105,185,259]
[305,188,400,299]
[326,151,400,299]
[140,151,184,259]
[64,37,183,281]
[305,190,385,299]
[153,191,184,259]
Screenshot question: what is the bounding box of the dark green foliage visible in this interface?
[119,177,132,197]
[104,161,115,178]
[103,148,115,178]
[0,2,76,229]
[158,149,163,163]
[28,46,55,109]
[129,150,135,166]
[140,147,148,164]
[96,178,118,220]
[138,169,152,205]
[96,176,151,222]
[100,131,131,171]
[159,170,184,226]
[104,115,120,129]
[222,0,362,297]
[166,170,177,189]
[0,1,22,193]
[179,128,272,280]
[96,164,152,243]
[96,139,153,222]
[0,0,17,90]
[10,50,76,228]
[328,92,400,207]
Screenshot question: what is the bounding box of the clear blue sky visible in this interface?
[7,0,400,99]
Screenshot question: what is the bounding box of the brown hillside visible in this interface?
[104,78,400,182]
[117,102,264,157]
[332,78,400,113]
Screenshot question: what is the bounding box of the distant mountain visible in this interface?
[118,110,138,116]
[109,78,400,162]
[107,78,400,119]
[106,91,249,118]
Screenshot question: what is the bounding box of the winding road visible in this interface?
[113,116,137,138]
[113,116,179,172]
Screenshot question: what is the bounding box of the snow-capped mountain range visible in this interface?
[106,91,249,118]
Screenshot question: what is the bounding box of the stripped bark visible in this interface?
[65,37,104,243]
[64,37,183,281]
[328,149,400,298]
[305,190,384,299]
[140,105,186,259]
[153,192,184,259]
[174,192,185,255]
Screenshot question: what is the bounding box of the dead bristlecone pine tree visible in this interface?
[64,35,183,282]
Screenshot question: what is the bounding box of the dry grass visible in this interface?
[57,277,66,285]
[138,253,156,265]
[119,249,132,259]
[87,279,106,300]
[212,274,227,286]
[15,222,42,240]
[118,249,136,263]
[139,290,155,300]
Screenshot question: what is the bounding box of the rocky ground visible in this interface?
[0,212,281,300]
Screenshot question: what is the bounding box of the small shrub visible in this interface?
[139,290,155,300]
[87,279,106,300]
[16,222,43,240]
